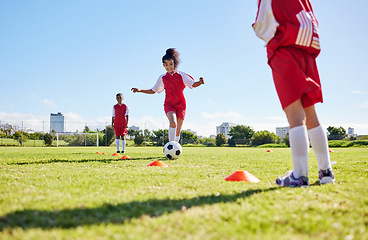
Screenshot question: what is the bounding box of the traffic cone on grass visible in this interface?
[112,153,121,157]
[225,170,260,183]
[120,155,132,160]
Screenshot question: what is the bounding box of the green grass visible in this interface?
[0,147,367,240]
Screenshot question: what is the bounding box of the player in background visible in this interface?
[131,48,204,143]
[252,0,334,187]
[112,93,129,153]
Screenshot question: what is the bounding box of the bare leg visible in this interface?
[166,111,176,141]
[283,99,309,178]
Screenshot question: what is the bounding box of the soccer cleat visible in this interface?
[319,169,335,184]
[117,151,120,153]
[275,171,309,187]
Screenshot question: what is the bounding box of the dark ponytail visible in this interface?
[162,48,181,69]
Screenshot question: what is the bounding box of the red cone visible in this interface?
[147,161,168,167]
[266,149,273,152]
[225,170,260,183]
[120,155,132,160]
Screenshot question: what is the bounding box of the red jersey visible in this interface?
[151,71,195,110]
[112,103,128,126]
[253,0,321,60]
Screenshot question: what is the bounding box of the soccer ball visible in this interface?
[163,141,182,159]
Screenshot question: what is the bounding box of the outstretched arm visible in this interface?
[131,88,155,94]
[192,77,205,88]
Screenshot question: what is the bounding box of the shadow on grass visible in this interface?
[0,187,277,230]
[10,157,168,165]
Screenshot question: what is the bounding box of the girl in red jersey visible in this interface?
[131,48,204,143]
[112,93,129,153]
[253,0,334,187]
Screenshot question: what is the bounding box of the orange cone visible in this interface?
[266,149,273,152]
[96,152,101,154]
[120,155,132,160]
[102,152,107,155]
[329,149,334,153]
[147,161,168,167]
[112,153,121,157]
[225,170,260,183]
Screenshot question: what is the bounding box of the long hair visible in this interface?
[162,48,181,69]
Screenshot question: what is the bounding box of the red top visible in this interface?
[151,71,195,110]
[113,104,127,126]
[253,0,321,60]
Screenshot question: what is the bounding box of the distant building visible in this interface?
[129,126,140,131]
[186,129,197,136]
[347,127,357,138]
[50,112,64,133]
[216,122,237,139]
[276,126,289,138]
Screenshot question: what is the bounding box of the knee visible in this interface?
[169,121,177,128]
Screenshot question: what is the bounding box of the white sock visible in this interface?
[175,135,180,143]
[289,125,309,178]
[116,139,120,151]
[169,127,176,142]
[122,140,126,152]
[308,125,331,170]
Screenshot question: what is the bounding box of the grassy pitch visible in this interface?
[0,147,367,240]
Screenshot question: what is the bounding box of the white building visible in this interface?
[216,122,237,139]
[276,126,289,138]
[129,126,140,131]
[347,127,357,138]
[50,112,64,133]
[186,129,197,136]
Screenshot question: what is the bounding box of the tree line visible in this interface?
[0,123,352,147]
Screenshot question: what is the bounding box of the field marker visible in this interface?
[120,155,132,160]
[112,153,121,157]
[147,160,168,167]
[225,170,260,183]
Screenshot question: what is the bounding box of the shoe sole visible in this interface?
[320,177,335,184]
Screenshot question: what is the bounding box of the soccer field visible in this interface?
[0,147,367,240]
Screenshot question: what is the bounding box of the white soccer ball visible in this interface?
[163,141,182,159]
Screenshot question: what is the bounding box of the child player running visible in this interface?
[131,48,204,142]
[252,0,334,187]
[112,93,129,153]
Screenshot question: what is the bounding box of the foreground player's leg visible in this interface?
[276,99,309,187]
[305,106,335,184]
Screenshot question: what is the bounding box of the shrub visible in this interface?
[44,133,53,146]
[251,130,280,146]
[216,133,227,146]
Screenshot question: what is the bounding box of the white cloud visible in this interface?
[201,111,244,120]
[356,101,368,109]
[265,116,287,122]
[350,90,362,95]
[42,98,56,108]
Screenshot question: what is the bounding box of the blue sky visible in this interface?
[1,0,367,137]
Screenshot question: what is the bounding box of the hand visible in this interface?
[199,77,204,85]
[131,88,139,93]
